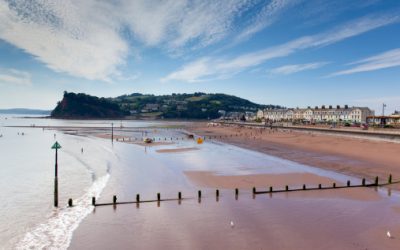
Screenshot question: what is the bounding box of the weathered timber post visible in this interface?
[92,197,96,206]
[303,184,306,190]
[252,187,256,194]
[198,190,202,199]
[68,198,73,207]
[235,188,239,196]
[388,174,392,184]
[375,176,379,186]
[347,180,351,187]
[333,183,336,188]
[157,193,161,201]
[285,185,289,191]
[362,178,366,186]
[216,189,220,197]
[318,184,322,189]
[178,192,182,200]
[136,194,140,202]
[269,186,273,192]
[113,195,117,204]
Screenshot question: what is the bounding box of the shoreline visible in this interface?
[187,122,400,190]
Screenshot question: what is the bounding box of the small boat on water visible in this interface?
[143,138,153,143]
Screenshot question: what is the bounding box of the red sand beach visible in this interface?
[188,123,400,187]
[62,124,400,249]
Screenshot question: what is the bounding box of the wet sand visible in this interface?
[184,171,382,201]
[62,123,400,250]
[156,147,199,153]
[188,123,400,187]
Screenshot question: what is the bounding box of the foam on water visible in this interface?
[15,174,110,250]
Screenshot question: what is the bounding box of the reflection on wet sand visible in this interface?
[57,124,400,250]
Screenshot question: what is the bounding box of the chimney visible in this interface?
[337,105,340,109]
[329,105,332,109]
[345,105,349,109]
[322,105,326,109]
[315,106,318,109]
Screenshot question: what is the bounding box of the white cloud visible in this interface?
[0,0,257,82]
[234,0,299,43]
[120,1,248,49]
[0,68,31,86]
[161,58,212,83]
[270,62,328,75]
[0,0,128,82]
[330,48,400,76]
[163,13,400,82]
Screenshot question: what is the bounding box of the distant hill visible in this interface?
[51,92,128,118]
[51,91,281,119]
[0,108,51,115]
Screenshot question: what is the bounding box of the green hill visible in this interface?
[51,92,127,118]
[51,91,281,119]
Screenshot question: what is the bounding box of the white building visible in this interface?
[262,105,374,123]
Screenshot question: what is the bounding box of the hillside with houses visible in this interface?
[51,91,281,119]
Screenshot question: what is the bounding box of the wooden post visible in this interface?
[198,190,202,199]
[269,186,273,192]
[375,176,379,186]
[68,198,73,207]
[92,197,96,206]
[111,123,114,142]
[136,194,140,202]
[388,174,392,184]
[333,183,336,188]
[347,180,351,187]
[216,189,219,197]
[178,192,182,200]
[113,195,117,204]
[318,184,322,189]
[252,187,256,194]
[285,185,289,191]
[303,184,306,190]
[235,188,239,196]
[362,178,366,186]
[157,193,161,201]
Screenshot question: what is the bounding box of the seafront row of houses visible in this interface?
[256,105,374,123]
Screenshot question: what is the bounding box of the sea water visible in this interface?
[0,115,187,249]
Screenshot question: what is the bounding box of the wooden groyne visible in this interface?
[65,175,399,208]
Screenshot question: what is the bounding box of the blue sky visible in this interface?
[0,0,399,114]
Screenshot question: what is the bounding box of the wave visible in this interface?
[15,174,110,250]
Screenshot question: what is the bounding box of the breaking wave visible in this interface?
[15,174,110,250]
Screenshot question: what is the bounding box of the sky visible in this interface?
[0,0,399,114]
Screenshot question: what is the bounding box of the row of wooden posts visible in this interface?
[66,175,396,207]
